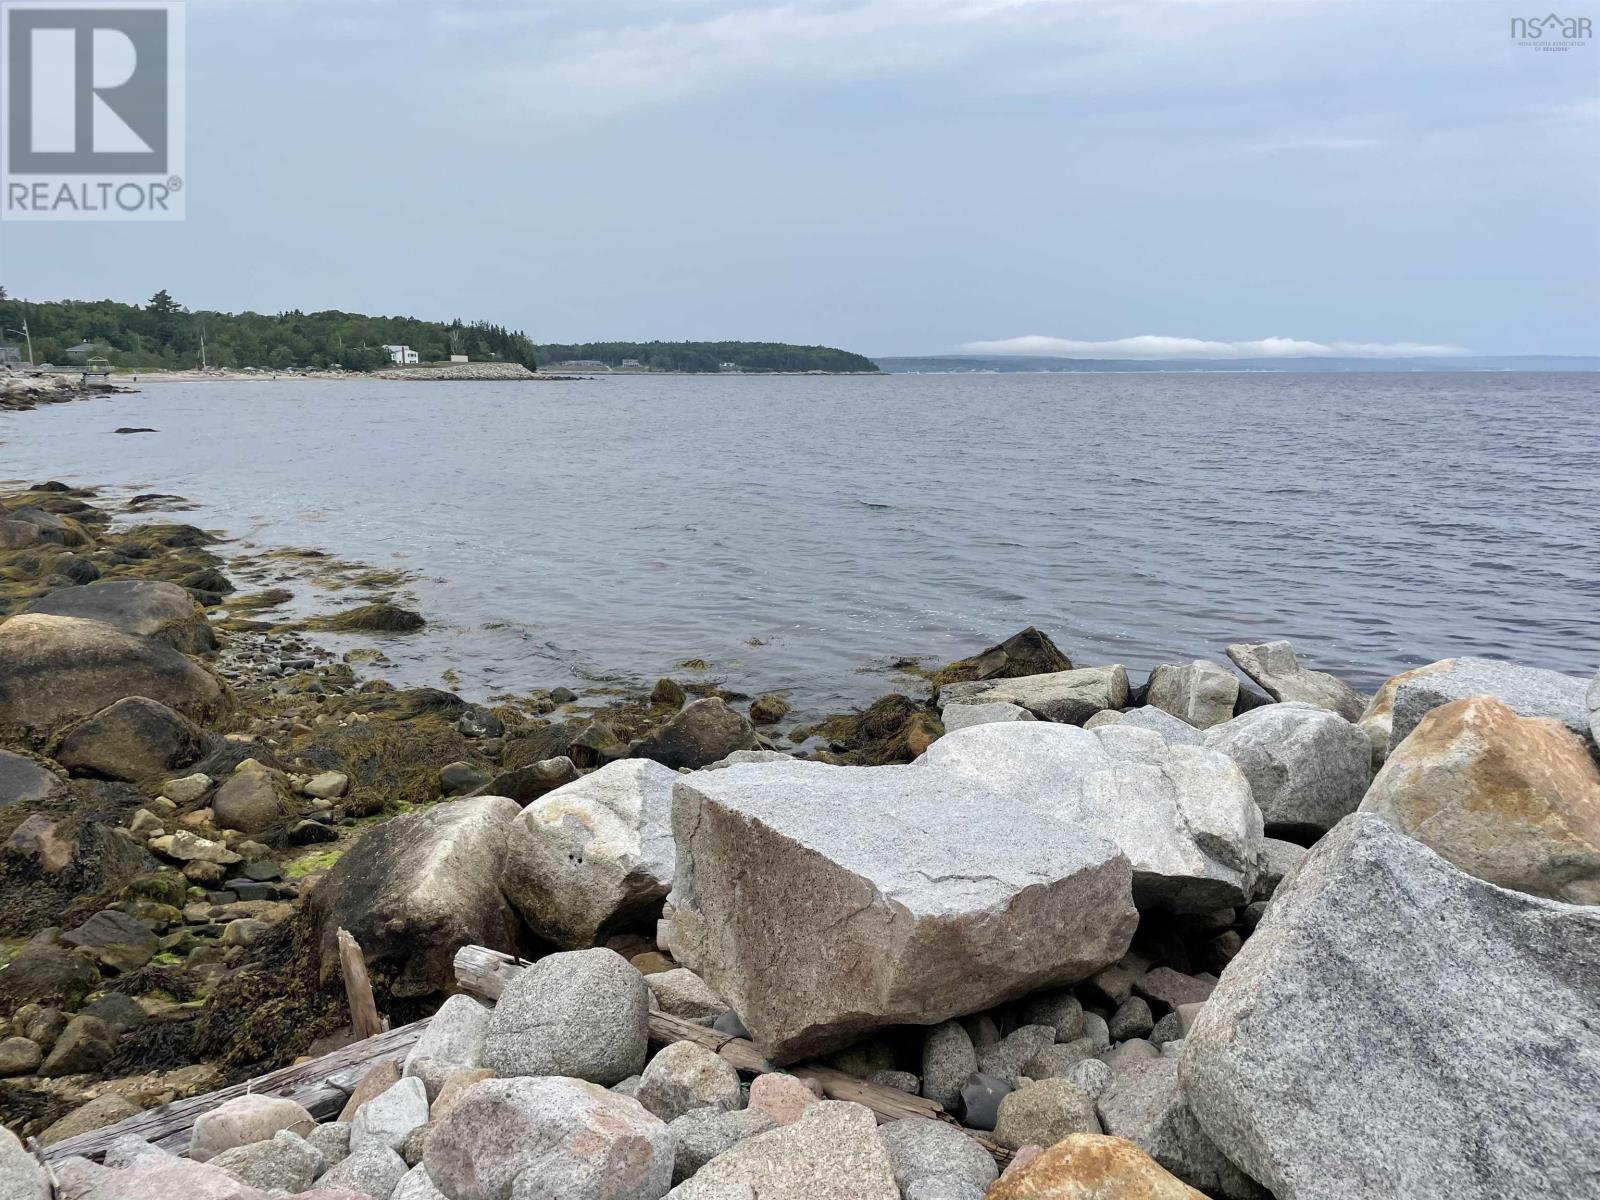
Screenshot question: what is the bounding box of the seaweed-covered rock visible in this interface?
[632,698,759,770]
[305,796,522,999]
[0,614,226,743]
[23,579,217,654]
[211,763,297,834]
[56,696,213,782]
[932,627,1072,687]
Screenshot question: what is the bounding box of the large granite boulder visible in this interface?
[984,1133,1206,1199]
[502,759,677,949]
[1096,1055,1267,1200]
[668,1100,898,1200]
[922,722,1261,911]
[484,947,649,1085]
[1388,656,1593,751]
[24,578,217,654]
[305,796,522,999]
[938,666,1129,725]
[666,758,1137,1062]
[1224,641,1365,721]
[1180,815,1600,1200]
[0,613,226,743]
[1360,696,1600,904]
[423,1076,672,1200]
[1145,661,1238,729]
[0,1125,48,1200]
[0,749,62,807]
[632,698,759,770]
[55,696,213,782]
[1203,703,1370,839]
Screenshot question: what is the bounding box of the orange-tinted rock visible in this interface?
[1360,695,1600,904]
[984,1134,1207,1198]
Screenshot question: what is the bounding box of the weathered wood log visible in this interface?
[337,927,385,1040]
[39,1017,429,1164]
[451,944,1014,1167]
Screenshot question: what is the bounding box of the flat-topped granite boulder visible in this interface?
[920,722,1261,911]
[1181,815,1600,1200]
[666,758,1137,1062]
[23,578,217,654]
[502,758,678,950]
[1145,660,1239,729]
[1388,656,1593,751]
[937,665,1130,725]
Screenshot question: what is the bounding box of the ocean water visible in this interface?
[3,371,1597,717]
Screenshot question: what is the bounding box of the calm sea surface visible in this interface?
[3,372,1597,717]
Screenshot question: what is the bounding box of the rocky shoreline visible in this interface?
[0,374,115,413]
[1,481,1597,1200]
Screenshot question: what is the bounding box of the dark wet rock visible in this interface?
[650,677,686,709]
[0,749,62,807]
[60,909,159,973]
[56,696,214,782]
[0,938,100,1010]
[632,697,759,770]
[437,761,490,795]
[0,613,226,743]
[957,1072,1014,1131]
[475,756,579,804]
[39,1013,116,1076]
[932,626,1073,688]
[23,579,217,654]
[305,796,522,999]
[798,693,943,764]
[310,603,425,634]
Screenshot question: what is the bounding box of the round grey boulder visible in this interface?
[878,1117,998,1194]
[484,947,648,1085]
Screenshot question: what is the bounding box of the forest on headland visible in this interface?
[0,291,877,374]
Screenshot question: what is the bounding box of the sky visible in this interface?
[1,0,1597,358]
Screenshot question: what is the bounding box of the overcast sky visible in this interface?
[2,0,1597,357]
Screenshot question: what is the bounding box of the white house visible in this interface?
[382,344,420,365]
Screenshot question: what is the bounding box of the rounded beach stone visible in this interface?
[190,1093,314,1162]
[636,1041,742,1122]
[993,1078,1101,1150]
[877,1117,999,1194]
[484,947,648,1086]
[921,1020,977,1111]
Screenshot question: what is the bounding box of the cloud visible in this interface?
[959,335,1471,359]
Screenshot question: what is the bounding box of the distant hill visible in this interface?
[874,354,1600,374]
[535,341,878,374]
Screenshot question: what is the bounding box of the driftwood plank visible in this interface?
[451,944,1014,1168]
[40,1017,429,1164]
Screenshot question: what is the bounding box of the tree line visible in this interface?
[0,291,879,374]
[534,340,878,373]
[0,290,538,371]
